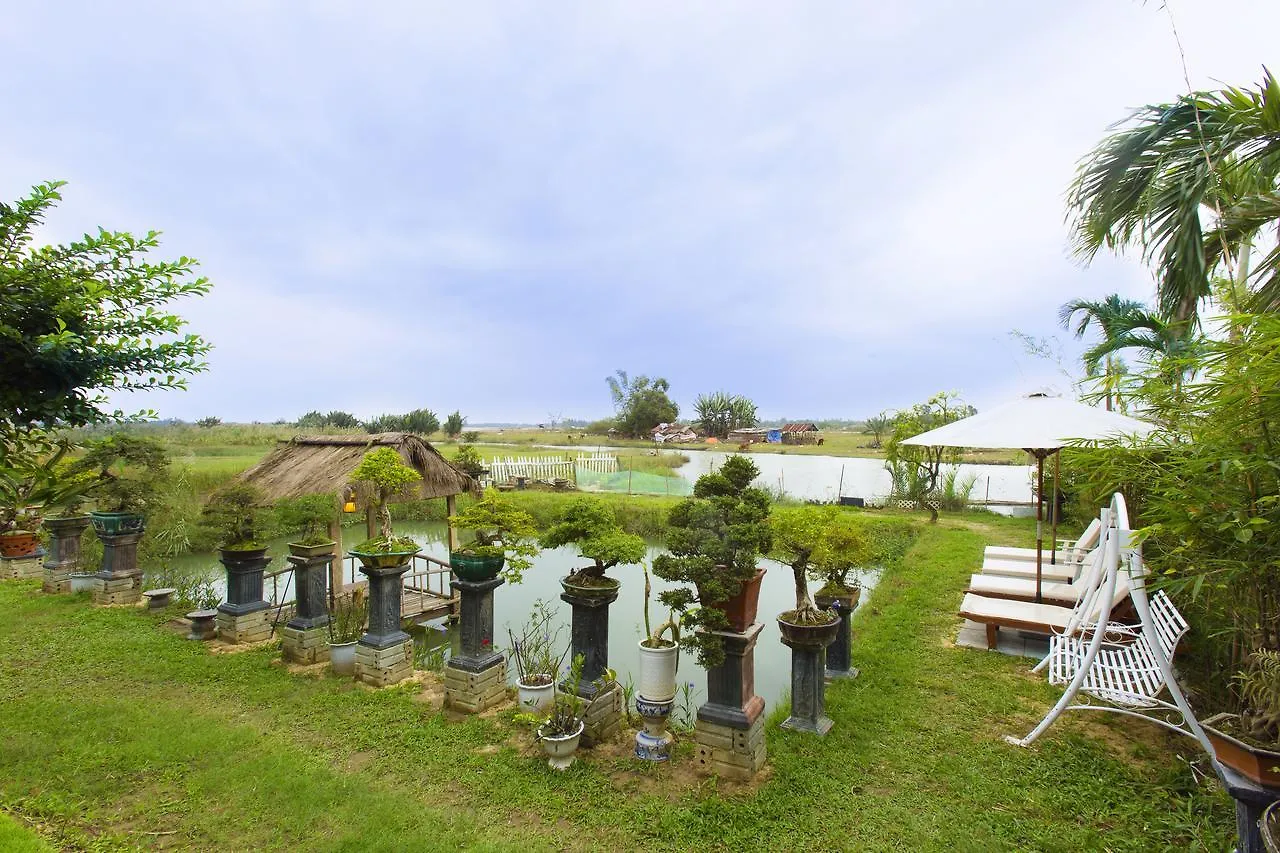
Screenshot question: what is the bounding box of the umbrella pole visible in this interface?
[1034,451,1045,604]
[1050,451,1060,565]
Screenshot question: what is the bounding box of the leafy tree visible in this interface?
[444,410,464,438]
[605,370,678,437]
[693,391,758,439]
[323,410,360,429]
[296,410,326,428]
[350,447,421,545]
[1068,71,1280,329]
[883,392,974,523]
[0,181,211,432]
[863,412,891,448]
[196,416,221,428]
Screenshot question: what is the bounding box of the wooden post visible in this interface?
[446,494,459,552]
[365,505,376,541]
[328,494,343,602]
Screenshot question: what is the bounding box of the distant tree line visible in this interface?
[294,408,466,437]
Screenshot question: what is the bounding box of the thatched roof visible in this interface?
[237,433,478,503]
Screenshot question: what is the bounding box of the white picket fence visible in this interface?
[575,452,619,474]
[486,452,618,484]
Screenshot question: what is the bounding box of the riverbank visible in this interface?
[0,513,1231,850]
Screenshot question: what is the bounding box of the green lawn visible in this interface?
[0,512,1231,851]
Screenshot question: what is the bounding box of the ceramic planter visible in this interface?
[538,720,585,770]
[1203,713,1280,787]
[450,551,504,581]
[634,695,676,762]
[776,612,841,649]
[700,567,766,632]
[559,573,621,601]
[0,530,40,558]
[350,549,417,571]
[329,641,357,675]
[89,511,145,536]
[636,639,678,703]
[517,676,555,712]
[69,573,96,594]
[287,541,336,559]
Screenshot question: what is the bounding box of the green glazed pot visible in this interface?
[450,551,505,582]
[89,511,145,536]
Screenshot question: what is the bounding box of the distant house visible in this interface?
[781,422,823,445]
[651,422,698,444]
[727,427,770,444]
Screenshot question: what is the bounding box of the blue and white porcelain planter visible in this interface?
[634,695,676,762]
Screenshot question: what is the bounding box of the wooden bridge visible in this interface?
[265,553,460,626]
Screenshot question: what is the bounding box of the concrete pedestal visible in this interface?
[282,553,332,664]
[694,714,767,781]
[694,622,766,779]
[580,682,623,746]
[282,625,331,664]
[779,624,839,736]
[91,531,145,605]
[3,552,45,580]
[560,582,619,699]
[445,658,508,713]
[445,576,507,712]
[815,593,859,680]
[216,608,272,644]
[43,516,90,594]
[355,637,413,687]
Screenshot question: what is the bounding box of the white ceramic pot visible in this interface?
[69,573,96,594]
[636,639,678,703]
[517,676,555,713]
[329,641,357,676]
[538,720,585,771]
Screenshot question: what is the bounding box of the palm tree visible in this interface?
[1060,295,1199,402]
[1068,70,1280,329]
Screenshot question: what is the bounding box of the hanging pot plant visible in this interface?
[448,489,539,583]
[652,455,773,668]
[540,499,645,597]
[347,448,422,570]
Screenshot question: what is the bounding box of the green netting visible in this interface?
[575,466,693,496]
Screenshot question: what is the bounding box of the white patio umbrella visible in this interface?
[901,392,1155,601]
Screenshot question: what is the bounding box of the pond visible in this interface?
[163,519,880,710]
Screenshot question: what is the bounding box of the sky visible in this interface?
[4,1,1279,425]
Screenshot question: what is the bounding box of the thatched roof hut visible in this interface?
[238,433,478,502]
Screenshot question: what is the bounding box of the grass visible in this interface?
[0,507,1232,851]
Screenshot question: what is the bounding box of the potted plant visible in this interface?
[508,599,568,713]
[540,499,646,597]
[74,434,170,536]
[653,455,773,667]
[327,588,368,675]
[1202,650,1280,786]
[347,447,422,570]
[448,488,539,583]
[0,434,98,557]
[450,444,487,479]
[769,506,841,646]
[279,493,337,558]
[201,482,273,562]
[534,653,615,770]
[636,562,680,703]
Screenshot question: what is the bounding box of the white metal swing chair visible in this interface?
[1004,493,1217,757]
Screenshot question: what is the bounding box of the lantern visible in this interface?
[342,485,357,514]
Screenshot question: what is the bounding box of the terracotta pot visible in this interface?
[776,612,841,649]
[701,567,766,632]
[450,551,504,581]
[0,531,40,558]
[1203,713,1280,787]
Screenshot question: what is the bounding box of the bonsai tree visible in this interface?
[277,493,336,547]
[450,444,486,478]
[539,498,645,588]
[73,433,170,515]
[653,455,773,667]
[0,434,99,532]
[769,506,868,625]
[448,488,539,583]
[200,482,272,553]
[349,447,421,554]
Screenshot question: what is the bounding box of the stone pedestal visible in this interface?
[778,619,840,736]
[43,516,90,593]
[1216,761,1280,853]
[694,622,766,779]
[580,682,623,746]
[3,552,45,580]
[216,608,272,644]
[92,531,144,605]
[355,560,413,687]
[445,576,506,712]
[283,553,332,664]
[694,715,767,781]
[355,637,413,687]
[187,609,218,641]
[445,658,508,712]
[816,593,859,680]
[217,549,272,643]
[559,582,619,699]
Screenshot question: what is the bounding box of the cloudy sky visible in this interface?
[4,1,1278,424]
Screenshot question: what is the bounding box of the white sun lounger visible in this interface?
[983,518,1102,564]
[965,573,1082,606]
[978,554,1085,584]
